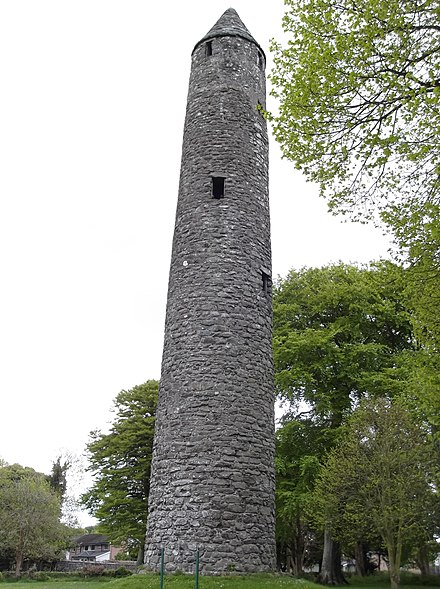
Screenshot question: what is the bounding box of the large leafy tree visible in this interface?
[274,263,414,421]
[313,398,439,589]
[82,380,158,564]
[0,464,68,576]
[273,262,415,583]
[275,418,323,575]
[270,0,440,356]
[270,0,440,216]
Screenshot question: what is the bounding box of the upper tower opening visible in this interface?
[192,7,266,61]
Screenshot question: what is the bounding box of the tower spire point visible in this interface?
[193,7,264,56]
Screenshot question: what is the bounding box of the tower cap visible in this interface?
[192,8,265,57]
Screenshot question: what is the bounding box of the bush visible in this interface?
[348,573,390,585]
[400,573,440,587]
[29,572,50,581]
[81,565,106,577]
[348,573,440,587]
[0,567,134,582]
[80,566,133,579]
[112,567,132,578]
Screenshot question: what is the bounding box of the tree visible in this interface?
[47,456,69,503]
[51,453,85,529]
[275,418,323,575]
[270,0,440,219]
[313,398,439,589]
[82,380,158,564]
[269,0,440,354]
[274,263,414,422]
[0,464,68,576]
[273,262,415,583]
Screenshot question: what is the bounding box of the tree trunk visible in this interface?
[287,551,295,575]
[354,541,368,576]
[390,569,400,589]
[15,548,23,578]
[416,545,431,576]
[318,529,347,585]
[292,515,305,577]
[137,536,146,566]
[387,543,400,589]
[276,541,286,572]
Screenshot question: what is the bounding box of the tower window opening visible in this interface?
[212,176,225,199]
[262,271,271,294]
[206,41,213,57]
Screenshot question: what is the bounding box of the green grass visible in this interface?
[2,573,440,589]
[348,574,440,589]
[0,574,319,589]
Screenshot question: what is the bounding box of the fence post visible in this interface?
[159,546,164,589]
[194,549,199,589]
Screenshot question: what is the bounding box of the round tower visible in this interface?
[144,8,275,573]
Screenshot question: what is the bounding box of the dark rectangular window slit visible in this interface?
[206,41,213,56]
[212,177,225,199]
[262,271,271,294]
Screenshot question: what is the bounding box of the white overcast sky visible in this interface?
[0,0,391,492]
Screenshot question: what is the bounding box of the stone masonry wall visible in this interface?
[54,561,138,572]
[144,13,276,574]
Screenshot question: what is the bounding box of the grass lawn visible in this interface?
[0,574,320,589]
[2,573,439,589]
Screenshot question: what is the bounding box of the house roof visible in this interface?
[73,533,109,545]
[71,550,111,561]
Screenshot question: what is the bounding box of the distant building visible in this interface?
[68,534,122,562]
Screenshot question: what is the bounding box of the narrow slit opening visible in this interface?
[212,177,225,199]
[262,271,271,294]
[206,41,213,57]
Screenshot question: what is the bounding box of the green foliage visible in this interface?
[275,419,323,574]
[82,381,158,561]
[270,0,440,219]
[0,464,69,576]
[112,568,133,578]
[274,262,414,424]
[273,262,422,581]
[46,456,70,503]
[0,569,133,582]
[80,566,133,578]
[313,398,439,589]
[347,573,440,587]
[384,200,440,364]
[270,0,440,361]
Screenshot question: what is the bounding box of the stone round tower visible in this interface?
[144,8,275,574]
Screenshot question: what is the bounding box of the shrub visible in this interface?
[112,567,132,578]
[29,572,50,581]
[400,573,440,587]
[82,565,106,577]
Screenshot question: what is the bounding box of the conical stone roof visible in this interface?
[193,8,264,55]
